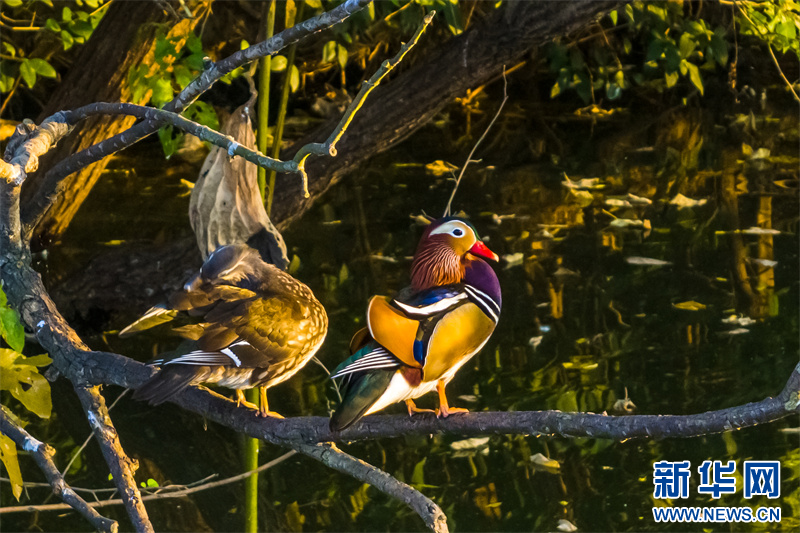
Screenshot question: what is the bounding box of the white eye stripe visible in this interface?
[429,220,473,238]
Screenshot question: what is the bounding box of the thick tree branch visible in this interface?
[0,409,119,533]
[293,442,448,533]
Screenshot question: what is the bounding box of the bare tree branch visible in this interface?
[73,385,153,533]
[293,442,449,533]
[0,408,119,533]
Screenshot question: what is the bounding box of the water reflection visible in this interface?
[6,92,798,532]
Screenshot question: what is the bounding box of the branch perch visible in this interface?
[0,408,119,533]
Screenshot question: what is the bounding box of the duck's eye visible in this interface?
[452,228,464,237]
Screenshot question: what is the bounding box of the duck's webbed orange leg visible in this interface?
[435,380,468,418]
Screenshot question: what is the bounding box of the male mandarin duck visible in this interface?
[329,217,501,431]
[122,243,328,417]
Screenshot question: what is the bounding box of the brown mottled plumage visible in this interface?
[124,244,327,417]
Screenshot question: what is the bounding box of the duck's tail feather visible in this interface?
[133,366,205,405]
[329,369,394,432]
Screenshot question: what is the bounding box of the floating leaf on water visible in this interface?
[748,258,778,268]
[607,218,649,230]
[562,176,603,190]
[748,147,771,160]
[411,214,433,226]
[528,336,543,350]
[721,315,756,327]
[450,437,490,451]
[605,198,632,208]
[530,453,560,471]
[625,256,671,266]
[369,254,398,263]
[502,253,524,268]
[672,301,707,311]
[626,193,652,206]
[425,159,458,177]
[719,328,750,336]
[740,227,780,235]
[669,193,707,208]
[557,519,578,531]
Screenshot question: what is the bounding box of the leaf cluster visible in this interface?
[0,284,52,501]
[548,1,731,104]
[0,0,107,96]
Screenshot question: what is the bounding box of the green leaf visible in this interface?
[45,18,61,32]
[606,82,621,100]
[146,478,159,488]
[322,41,336,63]
[0,307,25,353]
[608,10,618,25]
[4,0,23,6]
[710,30,728,66]
[290,64,299,93]
[150,77,174,108]
[550,81,561,99]
[19,60,36,89]
[684,61,703,94]
[306,0,322,8]
[62,6,73,22]
[61,30,74,51]
[0,349,52,419]
[411,457,427,486]
[337,44,348,71]
[665,71,679,88]
[678,33,697,59]
[69,19,94,39]
[29,58,56,79]
[272,55,287,72]
[157,125,180,158]
[0,434,22,500]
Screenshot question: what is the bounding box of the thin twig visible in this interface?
[291,10,436,197]
[444,66,509,217]
[0,409,118,532]
[293,442,448,533]
[0,451,297,515]
[766,44,800,102]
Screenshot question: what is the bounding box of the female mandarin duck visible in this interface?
[329,217,501,431]
[122,243,328,417]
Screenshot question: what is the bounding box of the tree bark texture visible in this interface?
[20,2,202,249]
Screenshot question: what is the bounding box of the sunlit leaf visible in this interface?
[272,55,287,72]
[672,300,707,311]
[30,59,57,79]
[290,64,300,93]
[0,350,52,418]
[322,41,337,63]
[0,434,22,500]
[19,60,37,89]
[684,61,703,94]
[0,306,25,353]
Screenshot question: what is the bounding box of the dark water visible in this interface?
[3,84,798,532]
